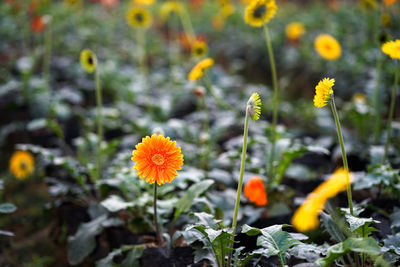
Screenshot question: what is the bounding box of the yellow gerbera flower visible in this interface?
[286,22,305,41]
[244,0,277,27]
[159,1,183,21]
[80,49,97,73]
[314,34,341,60]
[192,40,208,58]
[188,58,214,81]
[313,78,335,108]
[133,0,155,6]
[247,93,262,121]
[126,7,152,28]
[382,40,400,59]
[9,151,35,179]
[291,168,350,232]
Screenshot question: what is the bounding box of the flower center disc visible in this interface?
[253,5,266,18]
[152,154,165,165]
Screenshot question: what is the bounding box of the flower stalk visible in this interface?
[227,105,250,267]
[94,67,103,181]
[262,23,279,182]
[330,97,354,215]
[153,183,163,245]
[227,93,261,267]
[383,60,399,163]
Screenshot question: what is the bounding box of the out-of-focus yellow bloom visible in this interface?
[64,0,81,7]
[220,3,235,18]
[126,7,152,28]
[9,151,35,179]
[381,13,392,27]
[313,78,335,108]
[188,58,214,81]
[382,40,400,59]
[292,168,351,232]
[384,0,398,6]
[192,40,208,57]
[244,0,277,27]
[285,22,305,41]
[212,13,226,31]
[134,0,155,6]
[80,49,97,73]
[314,34,341,60]
[352,93,367,105]
[359,0,378,10]
[159,1,183,21]
[247,93,262,121]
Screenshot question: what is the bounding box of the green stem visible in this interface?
[373,49,383,143]
[330,98,353,216]
[383,60,399,163]
[179,6,196,44]
[263,23,279,182]
[153,183,163,245]
[227,108,250,267]
[95,67,103,181]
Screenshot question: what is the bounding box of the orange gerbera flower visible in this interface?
[131,134,184,185]
[244,176,268,206]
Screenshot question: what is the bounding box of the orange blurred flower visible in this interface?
[384,0,398,6]
[131,134,184,185]
[31,16,45,34]
[244,176,268,206]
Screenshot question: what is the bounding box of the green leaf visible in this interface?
[383,233,400,255]
[316,237,381,267]
[242,224,300,262]
[96,245,144,267]
[289,243,326,262]
[345,214,379,232]
[320,212,346,242]
[0,203,17,214]
[101,195,133,213]
[174,179,214,219]
[0,229,14,236]
[68,215,123,265]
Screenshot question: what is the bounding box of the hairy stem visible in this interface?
[330,98,353,216]
[227,108,250,267]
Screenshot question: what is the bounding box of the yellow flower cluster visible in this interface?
[247,93,262,121]
[188,58,214,81]
[313,78,335,108]
[291,168,351,232]
[244,0,277,27]
[9,151,35,179]
[382,40,400,59]
[314,34,341,60]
